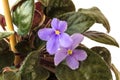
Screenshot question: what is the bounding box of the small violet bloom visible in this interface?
[38,18,72,55]
[54,33,87,70]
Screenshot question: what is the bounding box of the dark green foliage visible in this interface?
[0,51,14,71]
[2,71,21,80]
[83,31,119,47]
[58,11,94,34]
[78,7,110,33]
[41,0,75,17]
[91,47,119,80]
[33,35,46,49]
[0,40,14,71]
[91,46,111,66]
[58,7,110,34]
[15,40,33,57]
[20,50,49,80]
[0,40,9,54]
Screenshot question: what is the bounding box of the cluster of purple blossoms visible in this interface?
[38,18,87,70]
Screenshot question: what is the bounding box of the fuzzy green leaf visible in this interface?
[15,40,32,57]
[83,31,119,47]
[0,51,14,71]
[12,0,34,36]
[0,40,9,54]
[58,11,94,34]
[33,36,46,49]
[78,7,110,33]
[20,50,49,80]
[0,74,2,80]
[0,31,14,40]
[38,0,50,7]
[58,7,110,34]
[56,47,113,80]
[2,71,21,80]
[91,46,111,66]
[44,0,75,18]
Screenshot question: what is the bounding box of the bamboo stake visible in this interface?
[2,0,21,66]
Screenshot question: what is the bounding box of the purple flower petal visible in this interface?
[58,21,67,32]
[54,48,68,66]
[71,33,84,49]
[59,33,73,48]
[73,49,87,61]
[47,35,59,55]
[38,28,54,41]
[51,18,59,30]
[66,56,79,70]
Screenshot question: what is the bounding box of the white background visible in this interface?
[0,0,120,76]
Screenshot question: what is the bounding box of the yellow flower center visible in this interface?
[67,49,73,55]
[55,30,60,35]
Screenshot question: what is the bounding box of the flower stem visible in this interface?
[2,0,21,66]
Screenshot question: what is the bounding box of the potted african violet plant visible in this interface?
[0,0,120,80]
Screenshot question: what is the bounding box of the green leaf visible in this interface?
[78,7,110,33]
[83,31,119,47]
[38,0,50,7]
[0,51,14,71]
[15,40,32,57]
[0,31,14,40]
[0,75,3,80]
[91,46,111,66]
[0,74,2,80]
[58,7,110,34]
[2,71,21,80]
[44,0,75,18]
[0,40,9,54]
[20,50,49,80]
[58,11,94,34]
[12,0,34,36]
[33,36,46,49]
[56,47,113,80]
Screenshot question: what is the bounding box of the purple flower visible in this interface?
[54,33,87,70]
[38,18,72,55]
